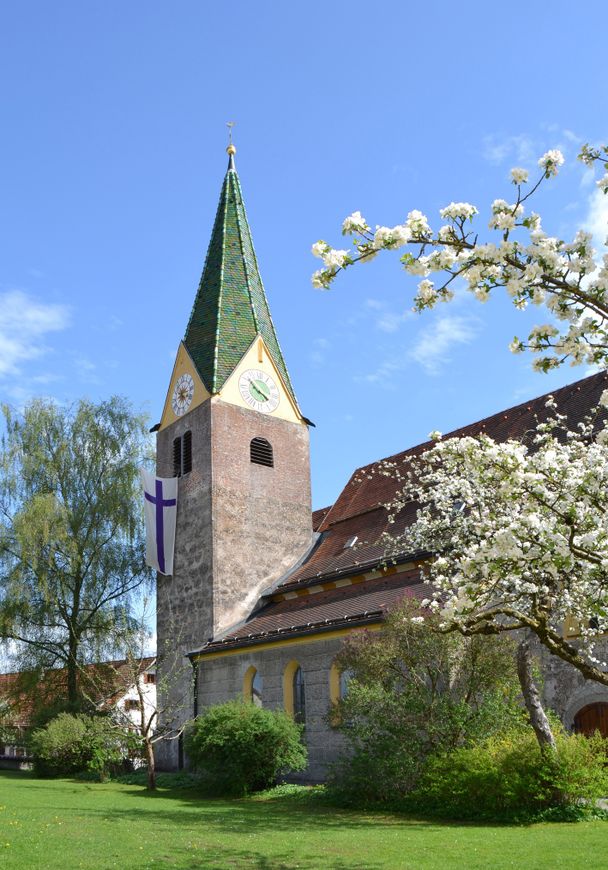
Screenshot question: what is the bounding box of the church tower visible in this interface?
[155,145,313,768]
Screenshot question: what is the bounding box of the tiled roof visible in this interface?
[193,569,429,655]
[280,370,608,590]
[192,370,608,657]
[312,505,332,531]
[184,155,297,406]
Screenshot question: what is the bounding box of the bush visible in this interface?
[185,701,307,796]
[409,729,608,821]
[327,599,525,805]
[30,712,136,779]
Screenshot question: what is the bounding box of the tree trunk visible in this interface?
[145,738,156,790]
[517,639,556,753]
[67,630,79,707]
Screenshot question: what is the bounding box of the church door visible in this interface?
[573,702,608,737]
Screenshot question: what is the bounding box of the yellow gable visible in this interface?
[220,337,304,425]
[159,342,210,431]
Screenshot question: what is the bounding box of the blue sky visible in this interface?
[1,1,607,510]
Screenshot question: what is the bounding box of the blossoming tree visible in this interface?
[376,397,608,749]
[313,142,608,744]
[312,143,608,373]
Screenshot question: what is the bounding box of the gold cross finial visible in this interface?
[226,121,236,156]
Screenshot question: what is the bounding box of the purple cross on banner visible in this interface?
[140,470,178,575]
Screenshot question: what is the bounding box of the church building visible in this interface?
[155,145,608,778]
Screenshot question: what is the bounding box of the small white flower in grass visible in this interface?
[538,149,565,176]
[409,616,425,624]
[510,167,529,185]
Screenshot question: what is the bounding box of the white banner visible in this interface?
[140,469,178,576]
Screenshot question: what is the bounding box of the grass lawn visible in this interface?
[0,770,607,870]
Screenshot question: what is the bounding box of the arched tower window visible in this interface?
[173,431,192,477]
[250,437,273,468]
[243,666,263,707]
[283,660,306,724]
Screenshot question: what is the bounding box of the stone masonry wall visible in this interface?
[197,637,349,782]
[155,398,313,770]
[155,401,214,770]
[541,639,608,729]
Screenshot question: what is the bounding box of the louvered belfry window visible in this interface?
[182,430,192,474]
[173,431,192,477]
[250,437,273,468]
[172,437,182,477]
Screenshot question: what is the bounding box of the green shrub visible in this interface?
[327,600,525,805]
[30,712,136,779]
[185,700,307,796]
[410,729,608,821]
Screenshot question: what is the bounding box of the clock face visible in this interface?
[172,373,195,416]
[238,369,280,414]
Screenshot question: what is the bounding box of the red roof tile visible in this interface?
[195,569,429,655]
[312,505,332,531]
[193,371,608,657]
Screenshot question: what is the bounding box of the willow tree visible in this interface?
[0,397,152,706]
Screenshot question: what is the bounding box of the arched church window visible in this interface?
[283,660,305,724]
[243,666,263,707]
[173,431,192,477]
[250,437,273,468]
[329,662,353,706]
[293,667,305,724]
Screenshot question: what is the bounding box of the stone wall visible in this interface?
[197,636,349,782]
[541,639,608,730]
[155,398,313,770]
[156,401,214,769]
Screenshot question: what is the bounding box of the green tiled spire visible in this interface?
[184,151,298,408]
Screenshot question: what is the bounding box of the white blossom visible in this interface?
[322,248,350,269]
[342,211,368,235]
[538,149,565,176]
[311,140,608,370]
[510,167,529,185]
[379,404,608,683]
[439,202,478,221]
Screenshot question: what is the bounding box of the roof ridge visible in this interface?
[354,369,608,477]
[232,171,260,336]
[211,170,230,393]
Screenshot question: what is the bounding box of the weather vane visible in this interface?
[226,121,237,158]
